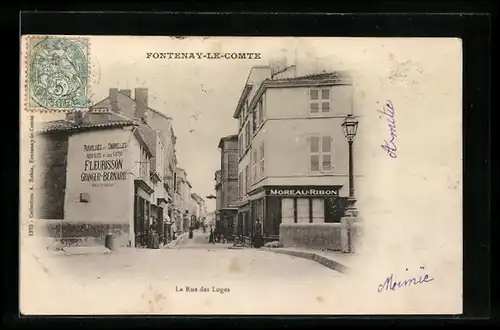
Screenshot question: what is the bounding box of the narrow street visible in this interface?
[21,234,348,314]
[175,229,227,249]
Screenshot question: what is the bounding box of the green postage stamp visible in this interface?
[25,36,90,111]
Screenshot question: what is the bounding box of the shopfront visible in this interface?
[134,180,154,248]
[155,198,169,244]
[247,186,348,240]
[236,202,251,237]
[164,207,173,242]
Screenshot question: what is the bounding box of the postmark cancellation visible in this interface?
[23,36,91,112]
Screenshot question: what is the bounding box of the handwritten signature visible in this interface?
[377,266,434,292]
[378,100,397,158]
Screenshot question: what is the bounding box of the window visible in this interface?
[245,124,250,149]
[139,147,148,179]
[245,165,249,193]
[259,141,265,177]
[310,136,333,172]
[297,199,309,223]
[252,148,258,182]
[281,198,294,224]
[310,88,331,114]
[253,107,258,132]
[312,199,325,223]
[173,172,177,191]
[238,133,243,158]
[258,99,264,127]
[238,172,242,198]
[249,114,253,136]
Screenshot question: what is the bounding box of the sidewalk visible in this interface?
[163,231,189,249]
[260,246,356,273]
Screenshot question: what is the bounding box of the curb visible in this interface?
[260,247,348,273]
[166,233,188,248]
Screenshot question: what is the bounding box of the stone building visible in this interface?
[190,193,206,229]
[90,87,178,241]
[34,121,71,221]
[214,134,239,240]
[232,65,359,250]
[173,167,192,233]
[35,87,177,247]
[35,112,157,247]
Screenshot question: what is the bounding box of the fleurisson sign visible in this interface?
[268,188,338,196]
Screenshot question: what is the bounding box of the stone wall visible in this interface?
[279,223,343,251]
[349,219,364,253]
[37,220,131,247]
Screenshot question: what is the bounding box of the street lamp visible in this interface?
[341,114,359,217]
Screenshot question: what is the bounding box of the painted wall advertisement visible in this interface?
[81,141,129,188]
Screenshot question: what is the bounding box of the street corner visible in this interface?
[259,247,350,273]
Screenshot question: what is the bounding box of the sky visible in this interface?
[34,36,428,213]
[89,37,274,212]
[80,36,354,212]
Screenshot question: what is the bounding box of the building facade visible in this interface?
[233,66,356,249]
[173,167,193,233]
[214,135,239,240]
[190,193,206,229]
[90,87,178,242]
[35,110,157,248]
[214,170,222,231]
[34,87,204,248]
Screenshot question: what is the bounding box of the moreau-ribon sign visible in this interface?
[266,187,339,197]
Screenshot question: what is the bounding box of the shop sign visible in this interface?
[267,188,339,197]
[80,141,129,188]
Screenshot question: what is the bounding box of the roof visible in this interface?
[37,119,136,134]
[91,90,173,120]
[247,70,352,114]
[132,128,154,157]
[218,134,238,149]
[37,120,77,133]
[232,84,253,118]
[147,107,173,121]
[137,126,158,158]
[272,71,348,82]
[232,71,351,119]
[191,193,205,203]
[175,167,187,175]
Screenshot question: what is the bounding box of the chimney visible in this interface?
[74,110,84,125]
[65,112,75,122]
[109,88,119,113]
[119,89,132,97]
[134,88,148,119]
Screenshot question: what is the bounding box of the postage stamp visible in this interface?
[24,36,90,112]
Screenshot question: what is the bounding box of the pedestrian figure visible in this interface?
[189,227,193,239]
[209,227,214,243]
[253,219,264,248]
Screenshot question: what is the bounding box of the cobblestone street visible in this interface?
[21,232,348,315]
